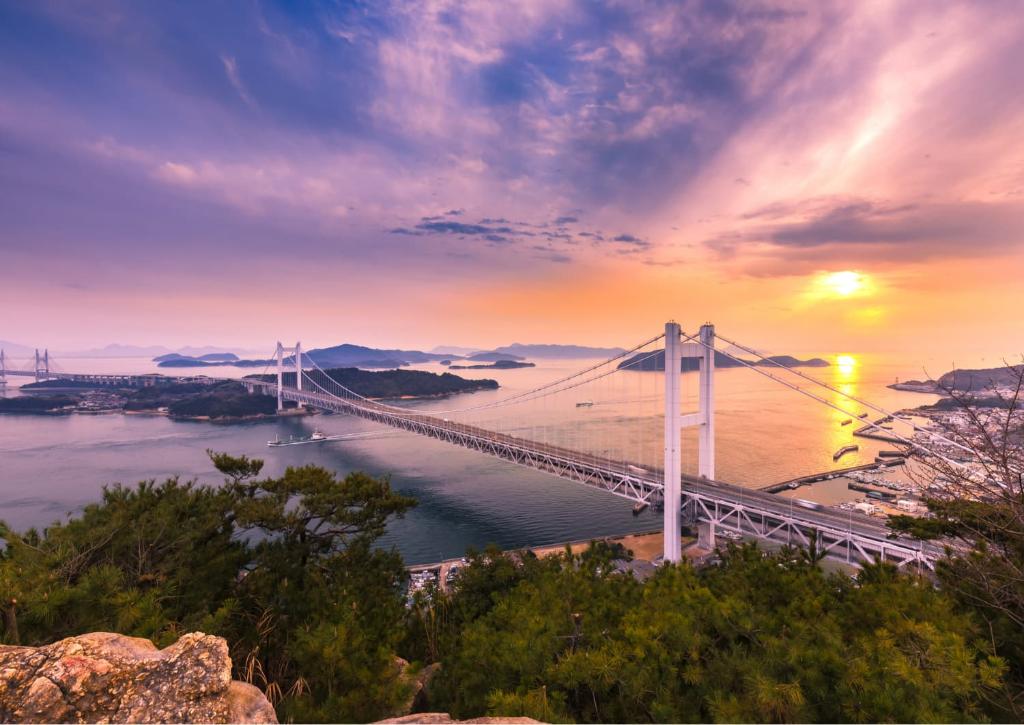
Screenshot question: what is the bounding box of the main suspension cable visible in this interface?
[298,333,665,417]
[713,329,977,458]
[679,328,978,473]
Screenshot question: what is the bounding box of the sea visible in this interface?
[0,353,951,564]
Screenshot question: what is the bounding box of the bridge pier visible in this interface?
[697,521,716,550]
[664,321,718,564]
[294,341,303,411]
[276,342,284,411]
[663,321,682,563]
[698,324,715,480]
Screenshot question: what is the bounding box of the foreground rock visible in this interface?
[0,632,276,723]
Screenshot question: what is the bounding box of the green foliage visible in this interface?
[0,453,416,723]
[165,391,276,418]
[0,394,79,413]
[410,542,1003,723]
[258,368,499,399]
[0,478,243,646]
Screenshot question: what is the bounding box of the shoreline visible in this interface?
[407,529,692,573]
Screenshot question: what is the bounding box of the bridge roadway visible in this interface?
[4,370,186,386]
[264,381,943,570]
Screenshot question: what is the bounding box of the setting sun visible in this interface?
[822,271,865,297]
[837,354,857,367]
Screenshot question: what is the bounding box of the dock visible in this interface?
[853,415,904,444]
[847,481,897,500]
[759,458,905,494]
[832,444,859,461]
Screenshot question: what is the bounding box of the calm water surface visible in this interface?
[0,353,943,563]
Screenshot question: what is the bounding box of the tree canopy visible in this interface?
[0,453,416,723]
[406,544,1003,723]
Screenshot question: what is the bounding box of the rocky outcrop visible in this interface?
[0,632,276,724]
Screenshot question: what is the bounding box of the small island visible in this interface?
[1,368,499,421]
[245,367,499,399]
[463,351,526,362]
[154,352,240,363]
[0,381,279,421]
[449,360,536,370]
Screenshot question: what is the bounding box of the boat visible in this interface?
[268,429,330,447]
[576,400,594,408]
[866,489,896,501]
[877,450,903,458]
[833,444,859,461]
[840,418,852,426]
[858,413,869,418]
[627,464,648,475]
[632,502,649,516]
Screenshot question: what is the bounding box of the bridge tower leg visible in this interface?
[34,349,41,383]
[698,324,715,480]
[295,341,302,392]
[44,349,49,378]
[0,349,6,390]
[275,342,284,412]
[663,321,682,564]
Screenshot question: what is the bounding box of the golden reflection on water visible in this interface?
[826,354,861,460]
[836,354,857,377]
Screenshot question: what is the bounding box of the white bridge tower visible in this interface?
[0,349,6,390]
[275,342,304,411]
[663,321,715,563]
[34,349,49,383]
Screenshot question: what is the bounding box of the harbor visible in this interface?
[759,457,905,494]
[852,415,905,444]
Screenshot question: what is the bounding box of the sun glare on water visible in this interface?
[836,354,857,375]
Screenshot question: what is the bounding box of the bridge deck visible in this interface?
[270,382,942,570]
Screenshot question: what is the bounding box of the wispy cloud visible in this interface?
[220,55,255,107]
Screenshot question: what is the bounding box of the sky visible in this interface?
[1,0,1022,361]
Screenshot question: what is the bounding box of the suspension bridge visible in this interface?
[1,323,960,570]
